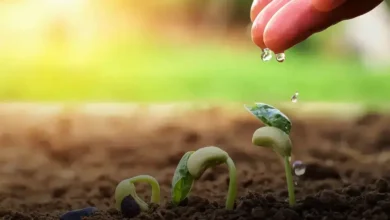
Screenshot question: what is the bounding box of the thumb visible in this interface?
[312,0,347,11]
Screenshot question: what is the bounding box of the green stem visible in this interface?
[225,157,237,210]
[128,175,161,204]
[283,156,295,206]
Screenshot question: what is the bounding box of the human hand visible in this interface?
[250,0,383,54]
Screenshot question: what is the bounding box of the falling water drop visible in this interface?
[293,176,300,186]
[261,48,272,61]
[292,160,306,176]
[291,91,299,103]
[275,53,285,62]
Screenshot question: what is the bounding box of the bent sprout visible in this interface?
[115,175,160,218]
[171,146,237,210]
[245,103,296,206]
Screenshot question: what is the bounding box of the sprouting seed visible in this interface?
[246,103,295,206]
[292,160,306,176]
[291,91,299,103]
[172,146,237,210]
[115,175,161,218]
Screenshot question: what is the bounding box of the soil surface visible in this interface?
[1,106,390,219]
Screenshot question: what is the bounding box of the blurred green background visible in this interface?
[0,0,389,104]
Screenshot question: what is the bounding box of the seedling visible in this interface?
[171,146,237,210]
[245,103,296,206]
[115,175,160,218]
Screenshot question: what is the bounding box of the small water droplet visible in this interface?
[291,91,299,103]
[275,53,285,62]
[293,176,300,185]
[293,160,306,176]
[261,48,272,61]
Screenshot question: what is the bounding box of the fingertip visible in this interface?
[251,16,267,49]
[263,0,336,53]
[262,3,292,53]
[263,0,310,53]
[263,22,287,54]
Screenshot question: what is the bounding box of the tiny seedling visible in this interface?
[245,103,296,206]
[115,175,160,218]
[171,146,237,210]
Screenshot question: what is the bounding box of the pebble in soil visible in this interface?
[60,207,98,220]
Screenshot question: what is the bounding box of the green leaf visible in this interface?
[245,103,292,134]
[171,151,195,205]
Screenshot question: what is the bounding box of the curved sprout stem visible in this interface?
[187,146,238,210]
[283,156,295,206]
[225,157,237,210]
[128,175,161,204]
[115,175,160,212]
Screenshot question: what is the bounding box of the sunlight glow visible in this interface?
[0,0,152,69]
[43,0,84,9]
[0,0,94,63]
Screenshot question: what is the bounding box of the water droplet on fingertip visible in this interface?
[261,48,272,61]
[293,160,306,176]
[275,53,285,62]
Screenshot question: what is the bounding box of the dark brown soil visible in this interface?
[1,107,390,219]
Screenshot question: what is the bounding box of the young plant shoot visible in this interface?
[171,146,237,210]
[115,175,160,218]
[245,103,296,206]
